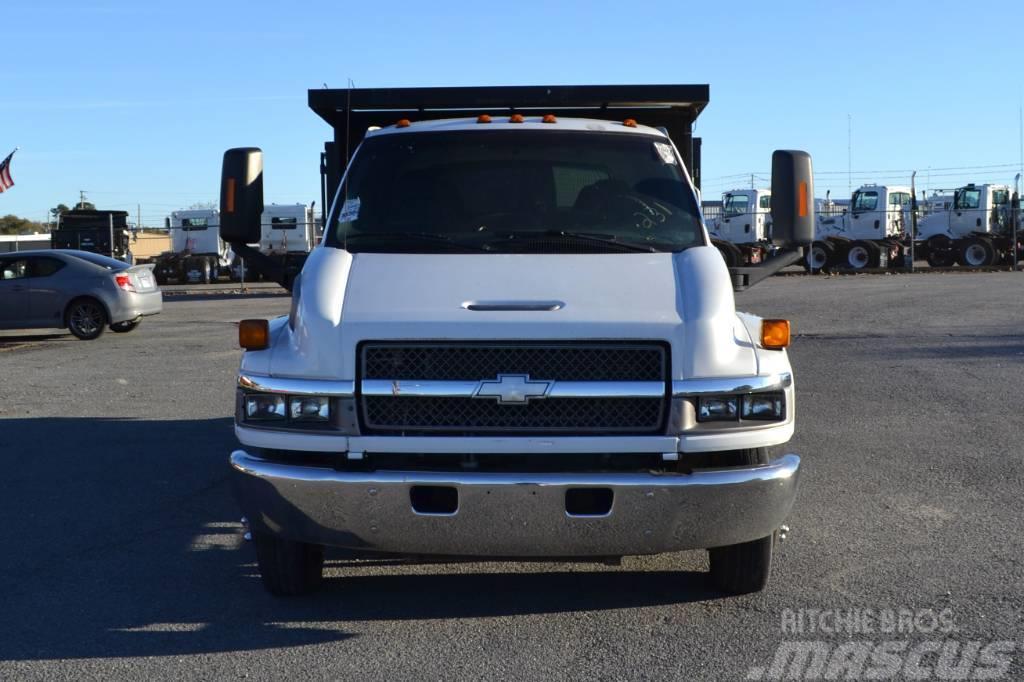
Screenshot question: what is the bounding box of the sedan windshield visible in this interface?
[327,129,704,253]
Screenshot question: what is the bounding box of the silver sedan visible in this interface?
[0,249,162,340]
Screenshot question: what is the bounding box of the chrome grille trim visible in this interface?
[671,372,792,397]
[239,373,355,397]
[361,379,666,399]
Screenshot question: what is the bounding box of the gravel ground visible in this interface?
[0,272,1021,681]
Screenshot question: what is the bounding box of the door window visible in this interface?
[758,195,771,210]
[955,189,981,210]
[852,191,879,212]
[0,259,29,280]
[723,194,750,217]
[30,257,66,277]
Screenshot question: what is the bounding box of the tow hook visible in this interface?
[241,516,252,542]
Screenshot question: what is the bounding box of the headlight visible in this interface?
[289,396,330,421]
[741,393,785,420]
[245,394,286,420]
[697,396,739,422]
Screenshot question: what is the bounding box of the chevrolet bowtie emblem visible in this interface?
[474,374,552,404]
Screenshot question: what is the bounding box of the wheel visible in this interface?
[110,319,141,333]
[714,241,743,268]
[252,531,324,596]
[201,259,213,284]
[706,447,775,595]
[66,298,108,340]
[957,237,997,267]
[803,241,833,272]
[154,271,167,286]
[846,241,878,269]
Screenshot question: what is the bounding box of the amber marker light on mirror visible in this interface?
[239,319,270,350]
[761,319,791,350]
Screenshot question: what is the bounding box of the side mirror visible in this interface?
[220,148,264,243]
[769,150,814,247]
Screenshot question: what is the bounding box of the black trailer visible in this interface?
[308,84,709,223]
[224,85,710,289]
[51,210,132,262]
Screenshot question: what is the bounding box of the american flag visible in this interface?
[0,149,15,193]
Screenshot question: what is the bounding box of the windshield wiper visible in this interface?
[342,232,490,251]
[494,229,658,253]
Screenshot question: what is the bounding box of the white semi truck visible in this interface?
[154,209,233,284]
[807,184,911,271]
[916,183,1019,267]
[707,188,773,266]
[218,85,810,597]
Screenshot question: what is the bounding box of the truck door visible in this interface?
[0,257,30,326]
[25,256,68,327]
[720,193,751,242]
[950,187,982,237]
[850,189,880,238]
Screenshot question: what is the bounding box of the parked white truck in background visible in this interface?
[916,183,1018,267]
[154,209,233,284]
[707,188,773,266]
[219,85,811,597]
[808,184,911,270]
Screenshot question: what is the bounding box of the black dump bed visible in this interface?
[51,210,131,259]
[308,84,710,211]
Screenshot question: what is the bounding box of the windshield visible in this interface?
[326,130,704,253]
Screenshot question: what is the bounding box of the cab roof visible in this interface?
[364,116,668,138]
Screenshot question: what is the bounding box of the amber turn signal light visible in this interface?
[239,319,270,350]
[761,319,791,350]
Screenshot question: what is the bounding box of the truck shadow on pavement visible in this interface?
[0,416,716,662]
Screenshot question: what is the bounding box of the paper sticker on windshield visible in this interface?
[339,198,361,223]
[654,142,677,165]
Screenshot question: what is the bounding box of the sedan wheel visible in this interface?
[67,299,107,340]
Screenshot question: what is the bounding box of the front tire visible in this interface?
[252,531,324,596]
[66,298,107,340]
[706,447,775,594]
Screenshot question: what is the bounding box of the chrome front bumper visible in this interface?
[231,450,800,557]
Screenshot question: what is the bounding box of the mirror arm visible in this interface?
[728,246,804,292]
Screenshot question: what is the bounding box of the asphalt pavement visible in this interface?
[0,272,1022,680]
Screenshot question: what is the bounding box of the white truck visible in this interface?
[707,188,773,266]
[219,85,809,597]
[807,184,911,270]
[248,203,319,282]
[916,183,1018,267]
[154,209,233,284]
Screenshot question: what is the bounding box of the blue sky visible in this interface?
[4,0,1023,225]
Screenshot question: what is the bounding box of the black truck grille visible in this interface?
[359,342,668,435]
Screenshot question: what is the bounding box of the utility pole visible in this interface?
[847,114,852,196]
[79,190,87,210]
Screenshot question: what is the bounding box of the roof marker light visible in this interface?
[623,118,638,128]
[477,114,492,123]
[396,119,411,128]
[509,113,525,123]
[542,114,557,124]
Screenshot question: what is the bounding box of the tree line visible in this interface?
[0,201,98,235]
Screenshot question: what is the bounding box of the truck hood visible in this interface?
[261,246,757,381]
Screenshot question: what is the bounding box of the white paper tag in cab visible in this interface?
[654,142,677,165]
[339,198,361,223]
